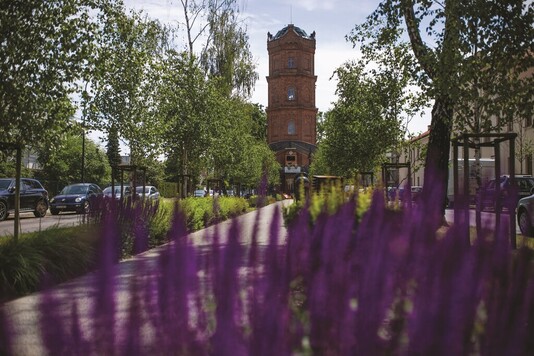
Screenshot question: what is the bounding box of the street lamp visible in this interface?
[81,82,88,183]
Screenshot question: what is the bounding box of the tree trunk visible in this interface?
[422,95,454,227]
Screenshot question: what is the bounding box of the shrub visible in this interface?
[0,226,98,302]
[179,196,249,231]
[283,186,374,226]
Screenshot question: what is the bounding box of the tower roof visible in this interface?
[269,24,315,41]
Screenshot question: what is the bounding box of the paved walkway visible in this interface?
[0,200,292,355]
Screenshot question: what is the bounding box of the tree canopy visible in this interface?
[0,0,110,148]
[312,36,425,176]
[35,127,111,193]
[352,0,533,217]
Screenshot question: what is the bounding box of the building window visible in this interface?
[288,87,296,101]
[288,57,295,68]
[288,119,296,135]
[286,150,297,166]
[527,154,533,175]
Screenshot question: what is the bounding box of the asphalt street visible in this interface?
[0,212,90,237]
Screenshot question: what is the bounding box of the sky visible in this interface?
[114,0,431,152]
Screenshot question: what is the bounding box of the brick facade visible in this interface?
[267,24,317,193]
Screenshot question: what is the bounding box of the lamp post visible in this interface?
[81,82,88,183]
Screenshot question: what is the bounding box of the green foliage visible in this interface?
[148,199,174,247]
[0,226,98,302]
[283,186,374,226]
[159,51,212,188]
[106,124,122,181]
[0,150,34,178]
[178,196,249,232]
[0,0,108,149]
[179,0,258,98]
[34,129,111,191]
[352,0,533,209]
[247,195,278,208]
[316,35,426,176]
[89,7,167,165]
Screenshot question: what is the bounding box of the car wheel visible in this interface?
[518,210,534,237]
[0,201,8,221]
[33,199,48,218]
[79,200,90,214]
[50,208,60,216]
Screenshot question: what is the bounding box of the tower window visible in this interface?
[288,119,296,135]
[288,87,296,101]
[288,57,295,68]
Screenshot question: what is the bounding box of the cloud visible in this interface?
[293,0,339,11]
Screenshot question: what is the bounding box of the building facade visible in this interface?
[266,24,318,194]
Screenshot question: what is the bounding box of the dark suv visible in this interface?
[479,175,534,211]
[0,178,49,221]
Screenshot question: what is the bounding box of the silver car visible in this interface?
[103,185,131,200]
[516,190,534,236]
[135,186,160,201]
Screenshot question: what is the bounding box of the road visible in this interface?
[0,212,86,237]
[444,208,521,234]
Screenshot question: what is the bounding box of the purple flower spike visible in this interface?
[211,219,246,356]
[0,307,14,355]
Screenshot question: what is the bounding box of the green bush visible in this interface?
[247,195,277,207]
[0,226,99,302]
[148,198,175,247]
[179,196,249,232]
[283,187,374,226]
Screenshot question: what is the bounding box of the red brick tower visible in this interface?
[267,24,317,194]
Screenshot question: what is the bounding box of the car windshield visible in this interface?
[0,179,11,190]
[61,185,88,195]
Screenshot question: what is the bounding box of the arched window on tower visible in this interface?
[288,87,296,101]
[288,119,296,135]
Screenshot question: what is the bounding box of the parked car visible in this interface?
[0,178,49,221]
[135,186,160,201]
[479,175,534,211]
[103,185,131,200]
[517,193,534,236]
[411,186,423,202]
[49,183,103,215]
[194,189,206,197]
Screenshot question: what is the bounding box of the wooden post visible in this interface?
[509,137,516,249]
[463,135,470,242]
[14,146,21,242]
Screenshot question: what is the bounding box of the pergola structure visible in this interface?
[176,174,193,199]
[358,171,374,188]
[451,132,517,248]
[206,178,223,196]
[112,164,147,200]
[382,162,412,208]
